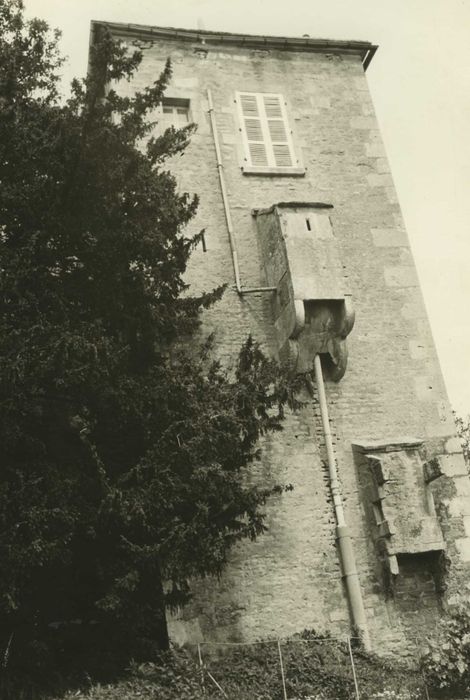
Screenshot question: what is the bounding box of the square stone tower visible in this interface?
[90,21,470,656]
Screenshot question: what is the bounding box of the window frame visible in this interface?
[155,97,191,130]
[235,91,305,176]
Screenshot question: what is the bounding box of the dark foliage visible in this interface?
[0,0,297,687]
[421,597,470,697]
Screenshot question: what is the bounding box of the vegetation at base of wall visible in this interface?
[0,631,421,700]
[420,597,470,697]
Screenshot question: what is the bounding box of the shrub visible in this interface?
[421,598,470,697]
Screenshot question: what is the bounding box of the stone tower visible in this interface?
[90,21,470,656]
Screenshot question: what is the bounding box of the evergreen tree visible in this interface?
[0,0,295,680]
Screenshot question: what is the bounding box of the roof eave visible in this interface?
[91,20,378,70]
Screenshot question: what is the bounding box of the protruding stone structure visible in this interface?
[255,202,355,378]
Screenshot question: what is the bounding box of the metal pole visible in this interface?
[207,671,229,698]
[413,636,430,700]
[277,639,288,700]
[347,636,361,700]
[197,642,207,697]
[313,354,371,652]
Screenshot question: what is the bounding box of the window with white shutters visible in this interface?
[235,92,304,175]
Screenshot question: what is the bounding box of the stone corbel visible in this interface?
[292,299,305,339]
[325,296,355,381]
[289,295,355,380]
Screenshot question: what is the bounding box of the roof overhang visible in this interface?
[90,21,378,71]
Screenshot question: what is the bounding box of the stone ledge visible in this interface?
[352,438,423,453]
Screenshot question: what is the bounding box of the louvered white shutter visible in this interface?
[236,92,298,171]
[239,93,269,167]
[263,94,292,167]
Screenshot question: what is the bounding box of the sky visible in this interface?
[23,0,470,415]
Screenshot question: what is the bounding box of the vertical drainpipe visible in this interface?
[207,88,242,293]
[313,354,371,651]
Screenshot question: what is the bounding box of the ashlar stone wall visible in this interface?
[103,23,470,657]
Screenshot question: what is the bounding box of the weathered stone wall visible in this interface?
[107,26,470,657]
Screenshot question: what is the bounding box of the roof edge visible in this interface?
[91,20,378,70]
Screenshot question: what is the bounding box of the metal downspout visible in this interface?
[313,354,371,651]
[207,89,276,296]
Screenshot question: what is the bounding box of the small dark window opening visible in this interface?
[201,232,207,252]
[395,551,446,598]
[306,218,311,231]
[162,97,190,109]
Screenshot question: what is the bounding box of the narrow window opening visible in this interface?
[306,218,311,231]
[201,232,207,252]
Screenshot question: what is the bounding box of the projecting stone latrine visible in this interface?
[90,21,470,658]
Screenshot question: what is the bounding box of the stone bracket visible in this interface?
[291,296,355,380]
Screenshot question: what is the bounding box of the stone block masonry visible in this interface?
[96,22,470,658]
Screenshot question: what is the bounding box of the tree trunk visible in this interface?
[154,558,169,651]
